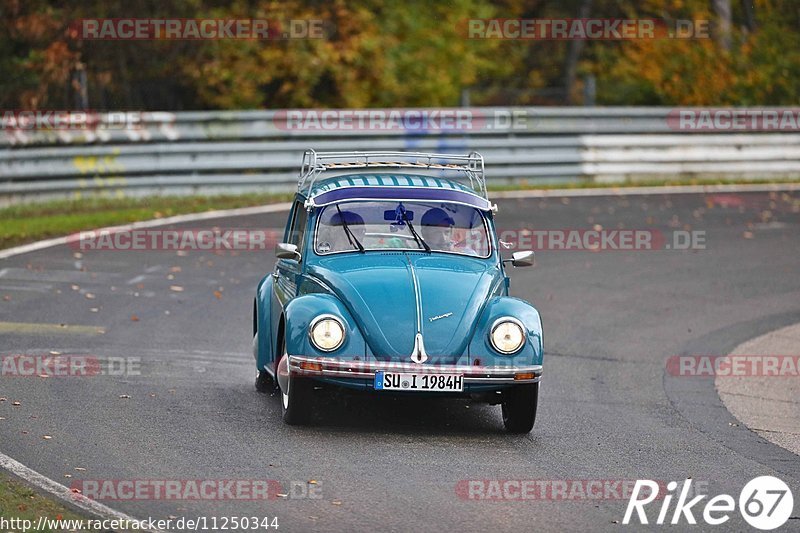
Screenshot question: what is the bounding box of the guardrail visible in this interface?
[1,108,799,203]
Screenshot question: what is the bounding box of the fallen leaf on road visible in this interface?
[85,293,96,300]
[170,285,184,292]
[742,231,754,239]
[64,474,72,478]
[131,314,139,322]
[170,266,182,273]
[12,401,21,406]
[119,394,131,399]
[2,295,10,301]
[49,351,61,355]
[332,500,342,506]
[43,435,52,440]
[71,284,80,291]
[74,467,87,471]
[308,480,318,485]
[90,308,99,313]
[213,290,222,299]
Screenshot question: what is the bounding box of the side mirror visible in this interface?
[504,250,535,267]
[276,242,301,261]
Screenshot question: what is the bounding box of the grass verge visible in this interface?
[0,472,86,531]
[0,193,293,250]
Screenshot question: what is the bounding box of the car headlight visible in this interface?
[309,315,345,352]
[490,318,526,354]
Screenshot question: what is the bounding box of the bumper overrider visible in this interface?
[288,355,543,384]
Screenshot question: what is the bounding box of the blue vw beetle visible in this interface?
[253,151,543,432]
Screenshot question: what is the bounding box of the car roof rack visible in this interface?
[297,150,487,200]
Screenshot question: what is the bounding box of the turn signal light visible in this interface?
[514,372,535,381]
[300,361,323,372]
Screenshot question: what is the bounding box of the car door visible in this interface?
[273,199,307,309]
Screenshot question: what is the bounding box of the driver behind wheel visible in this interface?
[323,210,366,252]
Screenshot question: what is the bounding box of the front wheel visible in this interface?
[277,352,315,425]
[501,382,539,433]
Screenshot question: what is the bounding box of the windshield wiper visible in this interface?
[400,208,431,253]
[335,205,364,252]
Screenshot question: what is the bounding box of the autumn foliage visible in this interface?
[1,0,798,110]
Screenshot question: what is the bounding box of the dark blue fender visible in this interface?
[284,294,367,358]
[468,296,544,367]
[254,274,275,372]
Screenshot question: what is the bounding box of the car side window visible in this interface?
[288,201,308,251]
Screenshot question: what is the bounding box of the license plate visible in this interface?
[374,371,463,392]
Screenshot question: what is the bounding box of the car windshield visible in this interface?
[315,200,491,258]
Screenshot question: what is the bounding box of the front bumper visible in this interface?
[288,355,543,385]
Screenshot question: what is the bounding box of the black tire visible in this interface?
[278,344,315,425]
[255,369,275,393]
[501,382,539,433]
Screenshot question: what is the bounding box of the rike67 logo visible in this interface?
[623,476,794,530]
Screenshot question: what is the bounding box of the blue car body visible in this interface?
[253,151,543,430]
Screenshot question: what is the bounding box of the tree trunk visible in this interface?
[712,0,733,50]
[563,0,593,104]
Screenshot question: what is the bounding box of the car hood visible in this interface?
[307,253,501,362]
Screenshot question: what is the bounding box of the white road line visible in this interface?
[0,202,293,261]
[0,453,165,533]
[0,284,54,293]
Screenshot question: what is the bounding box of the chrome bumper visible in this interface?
[288,355,543,384]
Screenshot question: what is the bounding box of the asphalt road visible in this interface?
[1,191,799,532]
